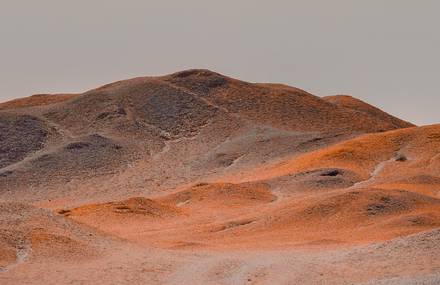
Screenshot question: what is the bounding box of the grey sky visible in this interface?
[0,0,438,125]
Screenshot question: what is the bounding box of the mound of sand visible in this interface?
[200,188,440,248]
[65,197,182,219]
[0,202,98,271]
[160,182,276,208]
[241,124,440,184]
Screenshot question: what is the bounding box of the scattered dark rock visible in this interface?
[194,182,209,187]
[366,203,387,215]
[65,142,90,150]
[113,144,123,150]
[320,169,341,177]
[291,168,360,190]
[96,112,111,120]
[96,107,127,120]
[309,137,324,142]
[58,209,71,215]
[0,170,13,177]
[214,153,242,167]
[159,133,171,140]
[116,107,127,115]
[395,154,407,162]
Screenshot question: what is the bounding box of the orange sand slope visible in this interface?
[0,94,78,110]
[0,70,439,284]
[60,125,440,250]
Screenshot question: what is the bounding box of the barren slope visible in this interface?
[0,69,414,203]
[324,95,414,129]
[0,70,439,285]
[60,125,440,249]
[0,94,78,111]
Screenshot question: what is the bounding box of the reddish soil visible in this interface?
[0,94,78,110]
[0,70,439,284]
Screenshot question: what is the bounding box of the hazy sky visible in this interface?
[1,0,439,125]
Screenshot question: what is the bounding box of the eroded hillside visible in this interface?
[0,70,438,285]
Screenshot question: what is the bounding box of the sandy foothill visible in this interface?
[0,70,438,284]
